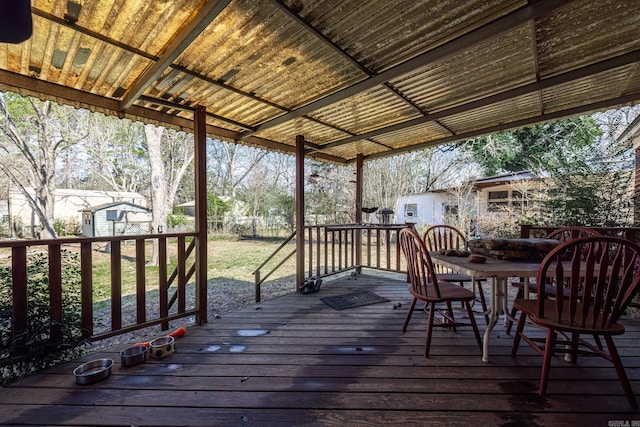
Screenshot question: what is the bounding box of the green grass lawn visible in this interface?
[89,236,296,303]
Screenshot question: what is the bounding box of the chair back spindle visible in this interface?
[399,228,441,299]
[537,236,640,331]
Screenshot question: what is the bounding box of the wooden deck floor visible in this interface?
[1,273,639,426]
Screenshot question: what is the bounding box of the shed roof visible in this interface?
[1,0,639,164]
[473,171,542,188]
[81,201,150,213]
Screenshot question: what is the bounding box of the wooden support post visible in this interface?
[355,154,363,224]
[355,154,363,273]
[194,105,208,324]
[296,135,305,290]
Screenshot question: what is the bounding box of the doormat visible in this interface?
[321,291,389,310]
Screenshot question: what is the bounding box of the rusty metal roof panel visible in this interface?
[1,0,639,164]
[542,66,640,114]
[311,86,421,136]
[44,0,206,57]
[392,24,536,113]
[322,139,390,161]
[319,122,454,161]
[290,0,526,72]
[255,118,351,147]
[142,63,288,129]
[172,0,366,111]
[373,122,453,149]
[441,93,541,134]
[536,0,640,78]
[24,0,204,95]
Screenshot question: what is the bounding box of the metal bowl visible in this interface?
[120,346,147,367]
[73,358,114,385]
[149,336,175,359]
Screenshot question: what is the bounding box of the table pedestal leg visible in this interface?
[482,277,508,363]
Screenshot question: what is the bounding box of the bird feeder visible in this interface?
[378,208,394,225]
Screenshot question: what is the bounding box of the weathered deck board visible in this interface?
[1,273,639,426]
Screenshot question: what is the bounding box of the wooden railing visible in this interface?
[519,225,640,243]
[254,224,411,302]
[252,232,297,302]
[1,233,201,349]
[306,224,409,277]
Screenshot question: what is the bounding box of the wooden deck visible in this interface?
[1,273,639,426]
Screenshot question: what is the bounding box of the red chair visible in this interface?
[506,226,602,334]
[399,228,482,357]
[423,225,488,323]
[511,236,640,408]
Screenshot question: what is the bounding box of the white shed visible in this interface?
[81,202,152,237]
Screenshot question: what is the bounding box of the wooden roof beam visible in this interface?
[528,16,544,115]
[0,68,350,163]
[119,0,232,110]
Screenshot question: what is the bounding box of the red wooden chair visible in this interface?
[506,226,602,334]
[399,228,482,357]
[510,236,640,408]
[422,225,489,323]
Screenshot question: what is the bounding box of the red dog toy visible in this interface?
[133,326,186,348]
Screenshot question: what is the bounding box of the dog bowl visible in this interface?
[120,345,147,367]
[73,358,114,385]
[149,336,175,359]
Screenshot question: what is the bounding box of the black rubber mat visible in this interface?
[320,291,389,310]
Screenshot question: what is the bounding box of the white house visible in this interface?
[472,171,544,216]
[6,188,148,236]
[393,171,544,229]
[394,192,447,227]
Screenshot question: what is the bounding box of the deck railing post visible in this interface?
[48,243,63,343]
[520,224,532,238]
[255,270,261,303]
[159,237,169,330]
[80,241,93,338]
[11,246,28,350]
[135,238,146,324]
[110,240,122,331]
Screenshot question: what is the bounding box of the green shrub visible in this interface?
[0,250,88,385]
[167,212,188,227]
[230,223,252,237]
[53,218,82,236]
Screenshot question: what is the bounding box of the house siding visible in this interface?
[6,188,148,237]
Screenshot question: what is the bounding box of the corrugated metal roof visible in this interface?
[0,0,638,164]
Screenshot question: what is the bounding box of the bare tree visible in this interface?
[207,140,268,198]
[236,151,297,234]
[145,124,194,265]
[0,93,85,238]
[83,114,148,193]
